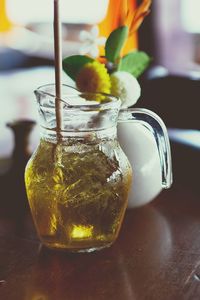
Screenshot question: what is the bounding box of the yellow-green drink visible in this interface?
[25,139,132,252]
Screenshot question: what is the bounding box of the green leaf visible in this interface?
[105,26,128,63]
[119,51,151,77]
[62,55,94,80]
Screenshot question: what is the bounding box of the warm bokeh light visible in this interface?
[0,0,13,32]
[181,0,200,32]
[6,0,109,25]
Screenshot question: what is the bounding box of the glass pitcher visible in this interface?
[25,84,172,253]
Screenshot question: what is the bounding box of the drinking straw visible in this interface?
[54,0,62,141]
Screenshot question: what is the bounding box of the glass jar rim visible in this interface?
[35,83,121,110]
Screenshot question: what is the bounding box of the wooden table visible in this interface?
[0,140,200,300]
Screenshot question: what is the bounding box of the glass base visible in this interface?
[42,241,113,253]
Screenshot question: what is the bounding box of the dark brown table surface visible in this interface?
[0,140,200,300]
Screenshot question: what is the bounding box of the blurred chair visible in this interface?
[140,71,200,129]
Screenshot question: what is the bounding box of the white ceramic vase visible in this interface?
[118,122,164,208]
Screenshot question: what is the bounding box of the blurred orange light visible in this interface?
[98,0,138,56]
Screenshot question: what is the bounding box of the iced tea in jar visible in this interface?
[25,84,132,252]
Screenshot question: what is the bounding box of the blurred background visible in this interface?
[0,0,200,211]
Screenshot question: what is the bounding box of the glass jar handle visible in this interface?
[118,108,173,189]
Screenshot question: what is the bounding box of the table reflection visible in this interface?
[7,205,172,300]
